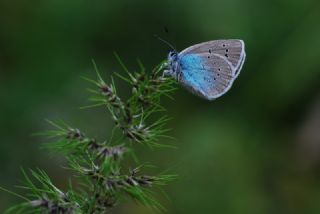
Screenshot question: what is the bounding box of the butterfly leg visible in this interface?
[163,69,173,77]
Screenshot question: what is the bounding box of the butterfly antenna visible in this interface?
[154,34,176,51]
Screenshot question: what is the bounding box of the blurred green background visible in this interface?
[1,0,320,213]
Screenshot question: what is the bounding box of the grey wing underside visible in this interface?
[178,39,246,100]
[180,39,246,78]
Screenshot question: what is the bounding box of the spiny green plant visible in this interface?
[1,56,177,213]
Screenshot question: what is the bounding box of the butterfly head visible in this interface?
[163,50,179,79]
[168,50,178,62]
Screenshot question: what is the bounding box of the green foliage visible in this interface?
[2,58,177,213]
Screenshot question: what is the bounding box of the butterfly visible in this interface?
[163,39,246,100]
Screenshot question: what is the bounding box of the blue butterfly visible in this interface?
[164,39,246,100]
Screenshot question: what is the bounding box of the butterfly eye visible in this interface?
[169,51,176,57]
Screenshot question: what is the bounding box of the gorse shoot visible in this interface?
[2,57,177,214]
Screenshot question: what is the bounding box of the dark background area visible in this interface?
[1,0,320,213]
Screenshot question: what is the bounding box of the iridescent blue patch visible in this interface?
[179,54,213,93]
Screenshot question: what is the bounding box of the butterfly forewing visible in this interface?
[178,53,234,100]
